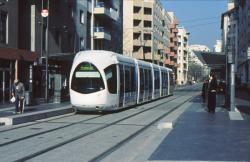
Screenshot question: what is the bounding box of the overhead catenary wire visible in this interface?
[184,21,220,28]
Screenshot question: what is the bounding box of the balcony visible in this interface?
[170,33,175,38]
[165,58,171,65]
[94,2,118,21]
[165,48,170,54]
[170,42,175,48]
[170,52,175,57]
[173,37,178,42]
[94,27,111,40]
[172,28,178,33]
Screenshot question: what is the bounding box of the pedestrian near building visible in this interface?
[217,80,226,107]
[207,74,217,113]
[12,79,25,114]
[202,79,209,103]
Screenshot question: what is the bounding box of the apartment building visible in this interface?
[123,0,171,66]
[235,0,250,89]
[167,12,179,77]
[214,40,222,53]
[0,0,38,104]
[176,27,189,85]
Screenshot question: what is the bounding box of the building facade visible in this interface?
[0,0,38,104]
[123,0,171,66]
[167,12,179,77]
[235,0,250,89]
[214,40,222,53]
[176,27,189,85]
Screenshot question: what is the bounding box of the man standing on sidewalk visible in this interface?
[207,74,217,113]
[12,79,25,114]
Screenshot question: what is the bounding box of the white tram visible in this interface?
[69,50,174,112]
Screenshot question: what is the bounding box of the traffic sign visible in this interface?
[41,9,49,17]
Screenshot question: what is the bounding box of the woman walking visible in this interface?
[207,74,217,113]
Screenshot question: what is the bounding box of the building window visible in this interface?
[80,10,84,24]
[0,11,7,44]
[133,6,141,14]
[144,47,151,53]
[144,7,152,15]
[144,20,152,28]
[133,46,140,52]
[80,37,84,50]
[133,19,141,27]
[144,33,151,40]
[133,32,140,40]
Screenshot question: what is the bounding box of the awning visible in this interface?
[0,48,39,62]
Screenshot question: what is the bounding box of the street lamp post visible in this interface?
[41,0,49,102]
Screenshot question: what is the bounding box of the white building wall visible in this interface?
[177,27,189,85]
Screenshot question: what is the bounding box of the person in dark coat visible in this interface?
[202,79,209,103]
[207,74,217,113]
[217,80,226,106]
[12,79,25,114]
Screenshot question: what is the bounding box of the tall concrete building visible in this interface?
[236,0,250,89]
[167,12,179,76]
[176,27,189,85]
[214,40,222,53]
[123,0,171,66]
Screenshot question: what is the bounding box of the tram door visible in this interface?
[0,69,10,104]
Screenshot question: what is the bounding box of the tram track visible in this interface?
[0,94,180,147]
[12,91,198,162]
[90,94,196,162]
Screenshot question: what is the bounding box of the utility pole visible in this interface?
[230,63,235,111]
[91,0,94,50]
[41,0,49,102]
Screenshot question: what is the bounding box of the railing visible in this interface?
[94,27,111,35]
[96,2,105,8]
[94,27,104,32]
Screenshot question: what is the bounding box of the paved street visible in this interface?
[0,85,249,162]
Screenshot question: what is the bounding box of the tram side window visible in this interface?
[154,70,160,89]
[149,70,152,91]
[166,72,169,87]
[140,68,144,92]
[145,69,149,90]
[125,67,131,93]
[104,64,117,94]
[162,72,166,89]
[131,66,136,92]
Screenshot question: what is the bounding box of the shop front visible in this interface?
[0,48,38,104]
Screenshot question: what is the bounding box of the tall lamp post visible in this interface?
[41,1,49,102]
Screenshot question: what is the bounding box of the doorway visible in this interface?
[0,69,11,104]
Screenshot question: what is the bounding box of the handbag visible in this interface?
[10,96,16,103]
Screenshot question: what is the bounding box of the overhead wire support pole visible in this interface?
[230,63,235,112]
[45,0,49,102]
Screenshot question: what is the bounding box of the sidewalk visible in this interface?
[0,102,74,125]
[149,95,250,161]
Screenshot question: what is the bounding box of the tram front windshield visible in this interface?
[71,62,104,94]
